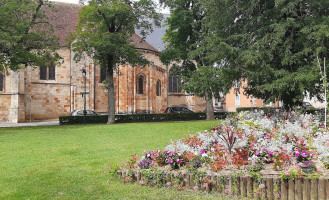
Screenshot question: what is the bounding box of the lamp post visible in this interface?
[82,65,87,124]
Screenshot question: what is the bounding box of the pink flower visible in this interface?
[193,186,199,191]
[224,188,230,194]
[268,151,273,154]
[168,158,173,163]
[154,185,158,188]
[174,172,179,177]
[259,184,265,189]
[295,152,300,157]
[200,150,205,154]
[177,159,182,163]
[166,182,172,186]
[256,190,261,194]
[302,151,308,157]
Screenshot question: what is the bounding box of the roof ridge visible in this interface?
[45,2,159,52]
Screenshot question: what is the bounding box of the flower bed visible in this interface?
[115,111,329,199]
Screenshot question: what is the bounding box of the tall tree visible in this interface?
[205,0,329,109]
[71,0,161,124]
[160,0,230,120]
[0,0,60,72]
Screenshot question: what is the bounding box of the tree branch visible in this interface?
[25,0,44,34]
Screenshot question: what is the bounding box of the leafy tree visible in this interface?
[71,0,161,124]
[0,0,60,72]
[181,66,233,115]
[160,0,231,120]
[204,0,329,109]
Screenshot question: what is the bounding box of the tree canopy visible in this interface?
[71,0,162,124]
[0,0,60,72]
[204,0,329,108]
[160,0,233,119]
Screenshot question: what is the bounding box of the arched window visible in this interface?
[156,80,161,96]
[137,75,144,94]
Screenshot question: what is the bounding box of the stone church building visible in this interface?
[0,2,206,123]
[0,2,271,123]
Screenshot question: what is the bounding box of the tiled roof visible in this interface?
[46,2,158,52]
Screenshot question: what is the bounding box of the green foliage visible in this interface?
[247,165,264,173]
[141,169,166,187]
[236,106,324,115]
[181,66,232,99]
[248,171,264,185]
[160,0,234,120]
[236,107,283,113]
[0,0,60,71]
[204,0,329,108]
[59,112,228,125]
[281,169,302,180]
[70,0,162,124]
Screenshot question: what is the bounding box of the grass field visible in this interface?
[0,120,238,200]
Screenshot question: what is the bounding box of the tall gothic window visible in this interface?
[100,67,106,83]
[40,64,55,80]
[156,80,161,96]
[137,74,144,94]
[168,76,181,93]
[0,73,3,91]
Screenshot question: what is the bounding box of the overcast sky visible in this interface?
[50,0,170,13]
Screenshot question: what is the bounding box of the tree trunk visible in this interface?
[205,90,215,120]
[107,57,115,124]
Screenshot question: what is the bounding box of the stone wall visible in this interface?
[0,47,169,123]
[0,95,11,122]
[168,94,206,112]
[94,51,167,114]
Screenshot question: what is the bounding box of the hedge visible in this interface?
[59,112,229,125]
[236,107,284,113]
[236,107,324,115]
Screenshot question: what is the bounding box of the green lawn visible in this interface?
[0,120,237,200]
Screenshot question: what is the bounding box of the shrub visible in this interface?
[59,112,229,125]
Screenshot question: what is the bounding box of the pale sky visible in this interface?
[50,0,170,14]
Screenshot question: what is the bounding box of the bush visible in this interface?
[236,107,284,113]
[59,112,229,125]
[236,107,323,115]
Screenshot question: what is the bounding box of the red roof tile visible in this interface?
[46,2,158,52]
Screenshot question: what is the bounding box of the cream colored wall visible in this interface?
[225,80,264,112]
[168,94,206,112]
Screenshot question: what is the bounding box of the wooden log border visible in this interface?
[118,170,329,200]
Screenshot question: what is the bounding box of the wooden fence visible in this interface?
[118,170,329,200]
